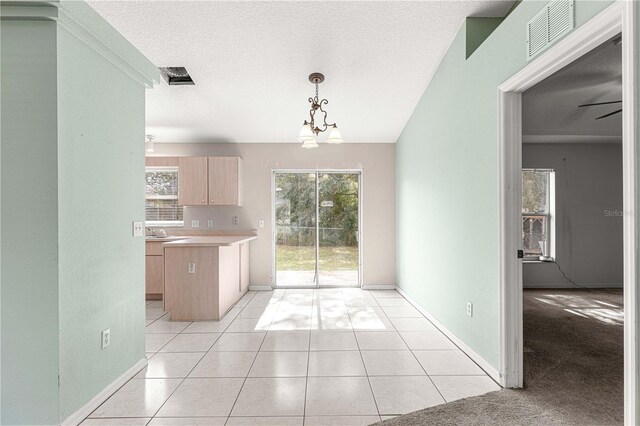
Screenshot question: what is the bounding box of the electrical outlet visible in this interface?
[101,328,111,349]
[191,220,200,228]
[207,220,214,228]
[258,219,265,228]
[188,263,196,274]
[466,301,473,317]
[132,221,143,237]
[232,216,239,226]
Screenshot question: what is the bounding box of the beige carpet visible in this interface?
[378,289,624,425]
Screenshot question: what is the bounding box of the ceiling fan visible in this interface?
[578,100,622,120]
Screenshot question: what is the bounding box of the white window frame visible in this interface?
[522,168,555,261]
[145,166,184,227]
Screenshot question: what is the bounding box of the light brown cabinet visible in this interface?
[176,156,243,206]
[164,245,242,321]
[240,242,250,293]
[208,157,243,206]
[178,157,208,206]
[145,241,165,300]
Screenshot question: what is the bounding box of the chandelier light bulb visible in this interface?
[301,138,319,149]
[326,125,344,144]
[297,122,315,142]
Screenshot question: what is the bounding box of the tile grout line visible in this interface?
[389,294,450,404]
[224,293,272,423]
[302,293,318,426]
[346,289,383,422]
[149,291,258,424]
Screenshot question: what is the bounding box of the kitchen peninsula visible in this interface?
[153,234,256,321]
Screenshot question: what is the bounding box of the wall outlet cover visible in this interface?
[188,263,196,274]
[232,216,239,226]
[132,221,144,237]
[207,220,214,228]
[191,220,200,228]
[466,302,473,317]
[259,219,265,228]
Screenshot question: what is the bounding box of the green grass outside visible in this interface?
[276,245,358,271]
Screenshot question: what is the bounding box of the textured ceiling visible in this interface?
[523,34,622,143]
[88,0,515,143]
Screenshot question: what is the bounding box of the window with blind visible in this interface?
[522,169,555,259]
[145,167,183,226]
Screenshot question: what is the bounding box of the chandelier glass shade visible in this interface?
[298,73,343,148]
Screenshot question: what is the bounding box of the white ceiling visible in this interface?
[89,0,515,143]
[522,34,622,144]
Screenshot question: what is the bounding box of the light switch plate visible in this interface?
[101,328,111,349]
[132,221,144,237]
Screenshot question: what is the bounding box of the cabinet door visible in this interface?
[208,157,242,206]
[178,157,208,206]
[240,242,250,293]
[146,256,164,296]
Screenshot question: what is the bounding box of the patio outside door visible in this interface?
[273,171,360,288]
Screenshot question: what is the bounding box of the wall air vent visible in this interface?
[526,0,574,61]
[159,67,195,85]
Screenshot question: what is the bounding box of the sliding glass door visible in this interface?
[274,171,360,288]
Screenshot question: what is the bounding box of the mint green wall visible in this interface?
[1,20,61,424]
[56,24,147,420]
[1,2,157,423]
[396,0,614,371]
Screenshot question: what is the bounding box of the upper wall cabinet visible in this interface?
[174,156,243,206]
[209,157,243,206]
[178,157,208,206]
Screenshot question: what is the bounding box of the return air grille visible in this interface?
[526,0,574,61]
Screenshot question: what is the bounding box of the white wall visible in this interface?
[149,143,396,288]
[523,143,623,288]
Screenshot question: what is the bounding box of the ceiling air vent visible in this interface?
[526,0,574,61]
[159,67,195,85]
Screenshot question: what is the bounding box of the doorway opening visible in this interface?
[272,170,362,288]
[498,1,637,423]
[518,32,624,423]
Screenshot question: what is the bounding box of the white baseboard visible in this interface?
[524,282,623,289]
[61,358,148,426]
[248,285,273,291]
[394,287,502,386]
[362,284,397,290]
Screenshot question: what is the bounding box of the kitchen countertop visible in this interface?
[162,235,257,247]
[145,236,186,242]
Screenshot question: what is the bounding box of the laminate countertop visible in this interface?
[161,235,257,247]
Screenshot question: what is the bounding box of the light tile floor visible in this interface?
[84,289,500,425]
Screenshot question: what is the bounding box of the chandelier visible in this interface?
[297,73,344,149]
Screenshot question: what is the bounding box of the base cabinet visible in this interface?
[164,245,246,321]
[145,241,165,300]
[240,242,250,293]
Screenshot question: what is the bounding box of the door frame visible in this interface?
[498,0,637,423]
[271,169,363,289]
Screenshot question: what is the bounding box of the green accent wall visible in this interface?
[465,17,504,59]
[1,1,158,423]
[1,19,61,425]
[396,0,615,372]
[56,22,147,421]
